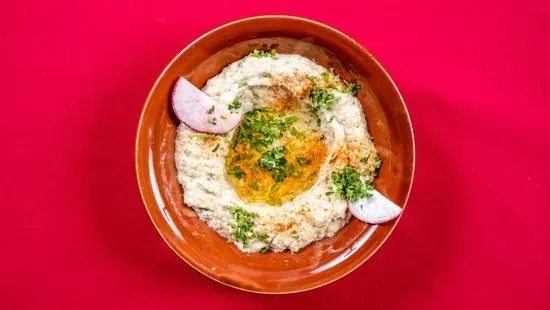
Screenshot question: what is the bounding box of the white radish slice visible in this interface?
[172,77,241,134]
[348,190,403,224]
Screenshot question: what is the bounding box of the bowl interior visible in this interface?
[136,16,414,293]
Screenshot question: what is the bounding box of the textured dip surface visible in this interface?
[175,52,380,253]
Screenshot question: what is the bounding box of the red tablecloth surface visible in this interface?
[3,1,549,309]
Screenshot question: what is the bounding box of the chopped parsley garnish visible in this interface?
[285,163,299,177]
[207,105,215,114]
[259,246,270,253]
[228,205,259,248]
[212,144,220,152]
[373,156,382,176]
[275,169,290,182]
[360,154,370,163]
[188,134,216,140]
[331,166,374,202]
[325,191,334,196]
[329,115,335,123]
[290,127,298,136]
[309,87,335,112]
[207,117,217,125]
[251,182,259,191]
[282,116,299,128]
[250,49,278,59]
[342,82,360,96]
[232,109,297,152]
[365,179,374,191]
[263,72,273,78]
[228,99,241,112]
[271,168,287,182]
[259,146,289,182]
[229,165,246,179]
[259,146,287,169]
[374,156,382,169]
[259,232,269,241]
[296,156,311,166]
[321,71,329,82]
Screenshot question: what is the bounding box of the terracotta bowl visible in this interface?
[135,15,415,294]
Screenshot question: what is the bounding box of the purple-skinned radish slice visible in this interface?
[348,190,402,224]
[172,77,241,134]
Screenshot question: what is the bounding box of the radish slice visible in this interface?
[348,190,403,224]
[172,77,241,134]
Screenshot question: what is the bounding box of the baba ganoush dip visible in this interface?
[175,50,381,253]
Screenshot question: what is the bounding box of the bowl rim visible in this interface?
[135,14,416,294]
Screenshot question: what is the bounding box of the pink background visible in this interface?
[3,0,549,309]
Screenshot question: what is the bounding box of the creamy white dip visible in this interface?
[175,53,377,253]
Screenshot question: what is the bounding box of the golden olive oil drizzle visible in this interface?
[225,89,328,205]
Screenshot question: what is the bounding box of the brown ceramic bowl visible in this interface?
[135,15,414,294]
